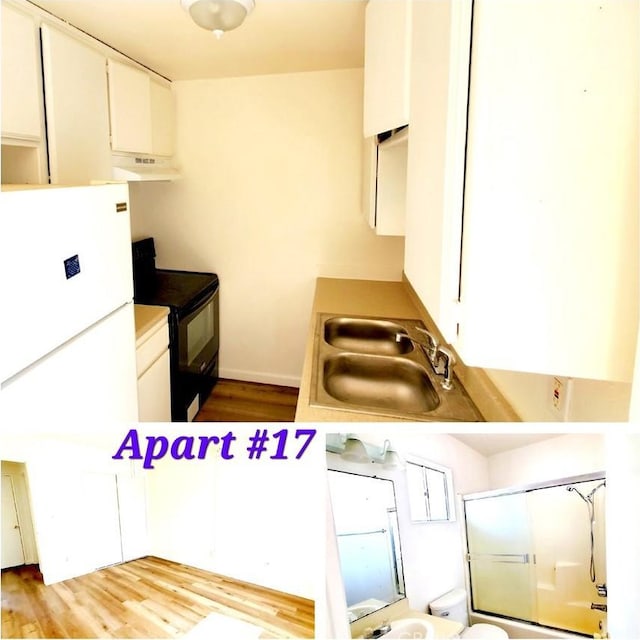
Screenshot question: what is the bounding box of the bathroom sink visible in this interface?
[323,353,440,414]
[384,618,435,639]
[324,317,414,355]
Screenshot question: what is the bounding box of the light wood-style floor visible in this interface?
[196,379,299,422]
[1,557,314,639]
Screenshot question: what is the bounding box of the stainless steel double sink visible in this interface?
[310,313,483,421]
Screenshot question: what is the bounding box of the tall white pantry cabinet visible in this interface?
[403,0,638,383]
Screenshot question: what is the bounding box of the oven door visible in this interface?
[177,286,219,376]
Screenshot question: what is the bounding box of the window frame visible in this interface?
[405,455,456,523]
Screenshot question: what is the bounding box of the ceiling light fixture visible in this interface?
[180,0,255,39]
[326,434,405,470]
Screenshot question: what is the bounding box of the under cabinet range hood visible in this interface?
[111,153,181,182]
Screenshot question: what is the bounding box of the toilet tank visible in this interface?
[429,588,469,626]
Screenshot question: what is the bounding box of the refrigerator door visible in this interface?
[1,183,133,382]
[1,303,138,428]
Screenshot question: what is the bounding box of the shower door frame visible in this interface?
[461,470,606,635]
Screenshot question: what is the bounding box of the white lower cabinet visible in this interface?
[137,350,171,422]
[135,312,171,422]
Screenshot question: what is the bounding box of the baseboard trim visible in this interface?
[219,368,301,389]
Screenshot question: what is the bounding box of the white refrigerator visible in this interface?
[1,183,138,428]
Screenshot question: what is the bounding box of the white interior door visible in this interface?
[1,476,25,569]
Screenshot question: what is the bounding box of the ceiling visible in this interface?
[28,0,366,81]
[451,433,563,457]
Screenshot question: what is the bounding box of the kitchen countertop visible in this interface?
[134,304,169,345]
[294,277,519,422]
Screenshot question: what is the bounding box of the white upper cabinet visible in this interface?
[107,59,153,154]
[108,59,174,157]
[361,136,378,229]
[1,3,43,140]
[363,0,412,137]
[362,130,409,237]
[41,25,112,184]
[150,80,175,157]
[406,0,638,383]
[375,128,408,236]
[456,0,638,382]
[404,0,472,343]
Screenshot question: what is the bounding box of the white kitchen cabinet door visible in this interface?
[457,0,639,382]
[41,25,112,184]
[150,80,174,157]
[107,59,152,154]
[1,3,43,140]
[361,136,377,228]
[137,349,171,422]
[375,128,408,236]
[404,0,472,343]
[363,0,412,137]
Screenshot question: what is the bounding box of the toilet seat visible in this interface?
[461,623,509,639]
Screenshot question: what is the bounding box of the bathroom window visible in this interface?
[406,458,455,522]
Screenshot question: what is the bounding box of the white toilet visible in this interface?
[429,589,508,639]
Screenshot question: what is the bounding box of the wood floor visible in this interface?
[196,379,299,422]
[1,557,314,639]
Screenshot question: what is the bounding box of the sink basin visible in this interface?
[324,317,414,356]
[384,618,435,639]
[311,313,483,421]
[322,353,440,414]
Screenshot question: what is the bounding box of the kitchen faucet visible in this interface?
[414,326,439,361]
[433,345,456,390]
[396,327,456,390]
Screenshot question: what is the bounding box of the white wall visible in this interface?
[487,434,605,489]
[485,369,632,422]
[605,434,640,640]
[146,439,320,600]
[129,68,405,386]
[327,431,490,615]
[145,456,218,570]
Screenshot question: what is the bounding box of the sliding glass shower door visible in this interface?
[464,476,607,636]
[465,492,537,622]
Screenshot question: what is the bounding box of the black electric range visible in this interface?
[132,238,219,421]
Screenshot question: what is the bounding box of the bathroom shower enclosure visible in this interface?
[463,473,607,637]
